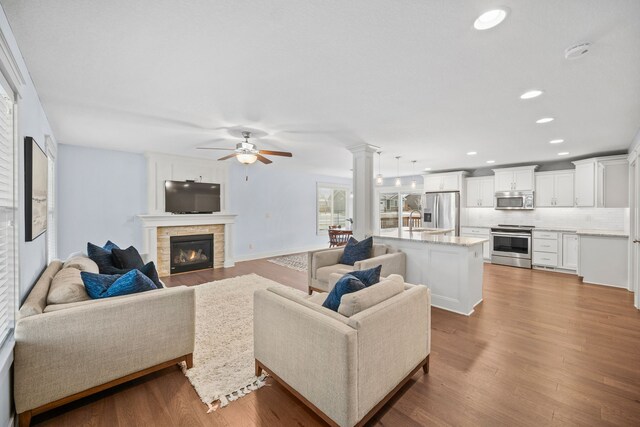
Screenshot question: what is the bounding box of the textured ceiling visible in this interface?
[2,0,639,177]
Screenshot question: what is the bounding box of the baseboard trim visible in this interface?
[234,245,326,262]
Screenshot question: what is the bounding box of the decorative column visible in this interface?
[348,144,379,240]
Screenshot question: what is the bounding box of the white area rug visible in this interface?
[182,274,300,412]
[267,253,308,272]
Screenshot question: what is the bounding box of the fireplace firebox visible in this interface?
[170,234,214,274]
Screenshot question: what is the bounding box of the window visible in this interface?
[46,136,57,262]
[316,184,350,233]
[0,79,15,347]
[377,191,423,238]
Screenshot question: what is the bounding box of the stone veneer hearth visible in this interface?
[157,225,225,276]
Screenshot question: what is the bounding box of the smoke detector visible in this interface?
[564,42,591,60]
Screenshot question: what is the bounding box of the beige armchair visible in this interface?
[307,243,406,294]
[254,277,430,427]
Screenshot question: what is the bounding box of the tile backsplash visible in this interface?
[463,208,629,231]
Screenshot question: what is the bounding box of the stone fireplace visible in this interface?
[138,213,236,277]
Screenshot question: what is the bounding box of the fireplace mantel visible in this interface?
[137,213,236,270]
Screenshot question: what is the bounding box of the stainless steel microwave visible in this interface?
[494,191,534,210]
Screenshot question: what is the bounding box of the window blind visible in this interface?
[0,90,14,346]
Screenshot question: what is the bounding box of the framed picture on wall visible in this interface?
[24,136,48,241]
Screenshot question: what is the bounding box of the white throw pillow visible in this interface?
[337,276,404,317]
[63,255,99,273]
[47,267,91,305]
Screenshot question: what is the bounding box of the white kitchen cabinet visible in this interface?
[573,155,629,208]
[423,171,468,192]
[579,234,628,287]
[424,175,443,192]
[555,173,575,206]
[535,171,574,207]
[465,177,494,207]
[532,230,559,268]
[493,166,537,192]
[561,233,579,270]
[573,161,595,207]
[460,227,491,260]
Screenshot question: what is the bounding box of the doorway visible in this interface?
[631,156,640,309]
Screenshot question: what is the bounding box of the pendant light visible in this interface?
[394,156,401,187]
[375,151,383,185]
[410,160,417,189]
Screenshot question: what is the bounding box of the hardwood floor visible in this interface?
[32,260,640,426]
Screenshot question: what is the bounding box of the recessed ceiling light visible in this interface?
[424,167,432,171]
[549,139,564,144]
[520,90,543,99]
[536,117,554,124]
[474,8,508,30]
[486,160,495,164]
[558,152,569,156]
[467,151,477,155]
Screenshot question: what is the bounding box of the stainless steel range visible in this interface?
[490,224,535,268]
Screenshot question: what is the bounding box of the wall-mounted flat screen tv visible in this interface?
[164,180,221,214]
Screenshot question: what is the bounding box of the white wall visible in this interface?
[57,144,146,259]
[0,4,57,426]
[228,162,351,260]
[463,207,628,231]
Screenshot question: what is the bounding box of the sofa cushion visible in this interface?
[306,292,328,305]
[322,274,366,312]
[62,256,99,273]
[87,241,120,274]
[316,263,354,284]
[43,288,166,313]
[371,244,388,258]
[19,260,64,318]
[349,265,382,287]
[82,269,157,299]
[339,236,373,266]
[338,275,404,317]
[112,246,145,270]
[47,267,91,305]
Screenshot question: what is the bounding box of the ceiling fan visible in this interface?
[197,131,292,165]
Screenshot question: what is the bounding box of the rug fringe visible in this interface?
[208,375,268,412]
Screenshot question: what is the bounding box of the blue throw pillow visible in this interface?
[350,265,382,287]
[139,261,163,288]
[339,236,373,266]
[87,241,121,274]
[81,269,157,299]
[322,274,366,312]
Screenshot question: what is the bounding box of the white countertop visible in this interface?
[575,229,629,238]
[461,224,628,237]
[374,233,488,247]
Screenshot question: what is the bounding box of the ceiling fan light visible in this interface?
[237,153,258,164]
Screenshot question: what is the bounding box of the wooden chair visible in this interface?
[328,229,352,247]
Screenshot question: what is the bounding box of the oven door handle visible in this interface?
[491,233,531,239]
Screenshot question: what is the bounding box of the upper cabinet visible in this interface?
[466,177,494,207]
[535,171,574,207]
[573,155,628,208]
[493,166,537,192]
[423,171,468,192]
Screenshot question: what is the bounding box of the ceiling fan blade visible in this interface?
[218,153,239,161]
[197,147,235,151]
[258,150,293,157]
[256,154,273,164]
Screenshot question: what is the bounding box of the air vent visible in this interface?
[564,42,591,60]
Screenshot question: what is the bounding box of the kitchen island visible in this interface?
[374,232,488,315]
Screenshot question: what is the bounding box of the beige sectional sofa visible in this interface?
[307,243,406,293]
[254,274,430,427]
[14,259,195,426]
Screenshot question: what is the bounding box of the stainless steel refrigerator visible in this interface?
[422,191,460,236]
